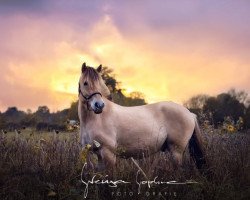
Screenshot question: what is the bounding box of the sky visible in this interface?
[0,0,250,112]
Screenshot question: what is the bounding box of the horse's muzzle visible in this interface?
[94,109,103,114]
[93,102,104,114]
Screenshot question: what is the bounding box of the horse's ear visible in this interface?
[82,63,87,73]
[96,65,102,73]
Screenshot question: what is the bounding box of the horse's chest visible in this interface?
[80,126,93,145]
[81,127,101,145]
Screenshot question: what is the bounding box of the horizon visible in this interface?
[0,87,247,114]
[1,0,250,112]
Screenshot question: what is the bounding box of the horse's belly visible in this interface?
[116,124,167,157]
[116,149,155,159]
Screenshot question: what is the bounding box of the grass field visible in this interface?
[0,128,250,200]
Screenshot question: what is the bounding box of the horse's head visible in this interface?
[78,62,110,114]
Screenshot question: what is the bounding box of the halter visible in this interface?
[78,83,102,102]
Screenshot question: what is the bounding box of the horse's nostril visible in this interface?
[95,102,104,109]
[94,102,99,108]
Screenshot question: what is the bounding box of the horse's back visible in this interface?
[155,101,194,123]
[131,100,194,124]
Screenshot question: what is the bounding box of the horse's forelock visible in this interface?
[83,67,99,81]
[82,67,99,87]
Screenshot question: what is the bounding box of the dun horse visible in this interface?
[78,63,206,171]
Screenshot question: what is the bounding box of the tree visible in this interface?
[228,88,250,106]
[203,93,245,127]
[36,106,50,114]
[184,94,209,110]
[125,92,146,106]
[4,107,19,118]
[100,66,146,106]
[243,106,250,129]
[67,101,78,120]
[100,66,119,92]
[4,107,25,123]
[184,94,209,120]
[0,112,5,129]
[34,106,50,123]
[20,109,36,127]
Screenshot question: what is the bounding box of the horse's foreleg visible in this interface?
[93,147,116,171]
[95,151,105,171]
[100,147,116,169]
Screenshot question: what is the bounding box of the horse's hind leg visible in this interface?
[163,141,185,169]
[170,148,184,168]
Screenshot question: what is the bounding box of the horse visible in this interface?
[78,63,206,171]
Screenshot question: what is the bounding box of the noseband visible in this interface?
[78,83,102,102]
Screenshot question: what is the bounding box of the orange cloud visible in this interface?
[0,1,250,112]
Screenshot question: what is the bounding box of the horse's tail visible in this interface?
[188,115,207,171]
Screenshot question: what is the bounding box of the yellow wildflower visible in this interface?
[227,125,235,133]
[80,144,92,163]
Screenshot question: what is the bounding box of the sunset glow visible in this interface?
[0,0,250,111]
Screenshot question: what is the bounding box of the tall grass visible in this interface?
[0,129,249,200]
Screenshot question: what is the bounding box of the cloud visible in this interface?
[0,0,250,111]
[108,0,250,61]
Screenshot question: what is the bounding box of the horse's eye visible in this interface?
[84,81,88,86]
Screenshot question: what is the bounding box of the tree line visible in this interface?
[0,66,249,132]
[184,89,250,129]
[0,66,146,132]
